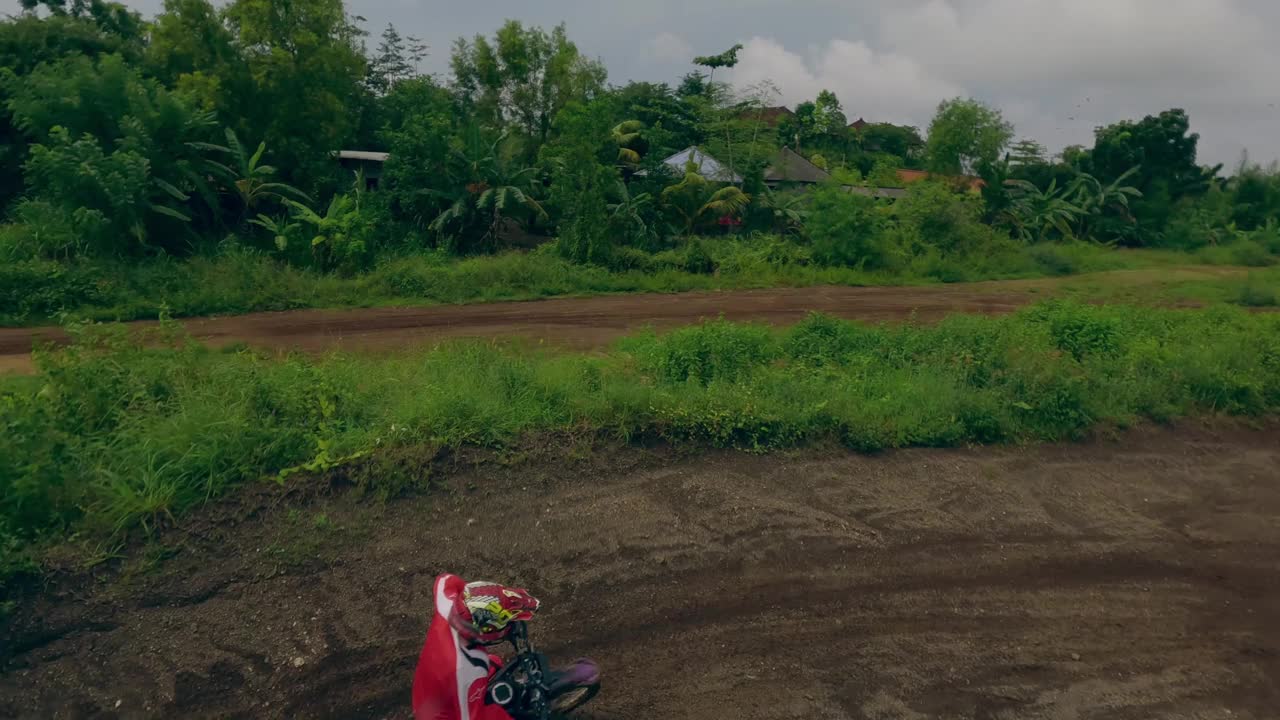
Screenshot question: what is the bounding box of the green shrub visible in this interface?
[1237,274,1278,307]
[621,318,777,385]
[1198,240,1277,268]
[807,185,894,269]
[682,239,717,275]
[3,303,1279,554]
[785,312,887,366]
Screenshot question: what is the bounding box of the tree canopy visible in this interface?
[926,98,1014,175]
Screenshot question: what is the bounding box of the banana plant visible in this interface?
[1073,166,1143,239]
[248,213,298,252]
[207,129,311,224]
[607,180,660,248]
[285,195,364,270]
[1002,178,1086,242]
[757,186,809,236]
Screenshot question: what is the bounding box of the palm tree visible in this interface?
[207,129,310,225]
[661,163,751,236]
[427,130,547,253]
[611,120,646,168]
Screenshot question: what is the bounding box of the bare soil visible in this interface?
[0,267,1253,375]
[3,421,1278,719]
[0,283,1033,375]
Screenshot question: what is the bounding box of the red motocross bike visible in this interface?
[484,621,600,720]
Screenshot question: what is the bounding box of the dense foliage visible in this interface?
[0,0,1275,314]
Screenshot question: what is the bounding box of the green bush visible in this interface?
[1237,274,1278,307]
[807,185,894,269]
[1197,239,1278,268]
[621,318,777,385]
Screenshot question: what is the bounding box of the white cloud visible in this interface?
[725,36,963,128]
[720,0,1280,165]
[876,0,1280,163]
[650,32,694,65]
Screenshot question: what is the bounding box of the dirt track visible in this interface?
[4,422,1279,719]
[0,283,1037,374]
[1,267,1255,375]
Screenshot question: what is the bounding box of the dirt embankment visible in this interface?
[3,421,1278,719]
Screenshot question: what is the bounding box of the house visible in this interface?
[753,106,796,128]
[644,147,744,184]
[848,117,868,132]
[764,147,830,187]
[336,150,389,189]
[846,186,908,200]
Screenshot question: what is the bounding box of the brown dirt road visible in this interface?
[0,283,1032,375]
[4,422,1279,719]
[0,267,1251,375]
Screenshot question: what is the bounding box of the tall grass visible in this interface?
[3,302,1278,569]
[0,236,1228,326]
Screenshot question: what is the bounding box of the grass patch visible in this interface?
[3,302,1278,570]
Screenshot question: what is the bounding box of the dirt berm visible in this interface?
[2,421,1279,719]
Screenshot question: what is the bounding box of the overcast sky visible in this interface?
[13,0,1280,168]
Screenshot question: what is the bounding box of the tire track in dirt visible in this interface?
[3,422,1278,719]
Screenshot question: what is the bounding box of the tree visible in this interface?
[207,128,311,226]
[676,72,708,99]
[925,98,1014,175]
[145,0,241,96]
[692,43,743,85]
[8,53,226,253]
[1001,177,1085,243]
[222,0,367,186]
[811,90,847,136]
[613,81,701,158]
[606,180,661,250]
[450,21,606,157]
[859,123,924,165]
[611,120,646,167]
[0,2,145,207]
[660,162,750,237]
[806,184,889,268]
[1073,167,1143,240]
[377,79,456,228]
[1083,109,1218,244]
[756,186,808,236]
[1009,139,1048,167]
[428,129,548,254]
[366,23,425,95]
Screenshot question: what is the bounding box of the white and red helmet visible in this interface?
[448,580,541,644]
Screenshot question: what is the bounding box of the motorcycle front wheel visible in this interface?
[549,683,599,716]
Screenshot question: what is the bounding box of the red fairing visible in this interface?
[412,574,511,720]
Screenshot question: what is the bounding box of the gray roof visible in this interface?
[764,148,832,184]
[337,150,390,162]
[652,147,743,184]
[845,185,908,200]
